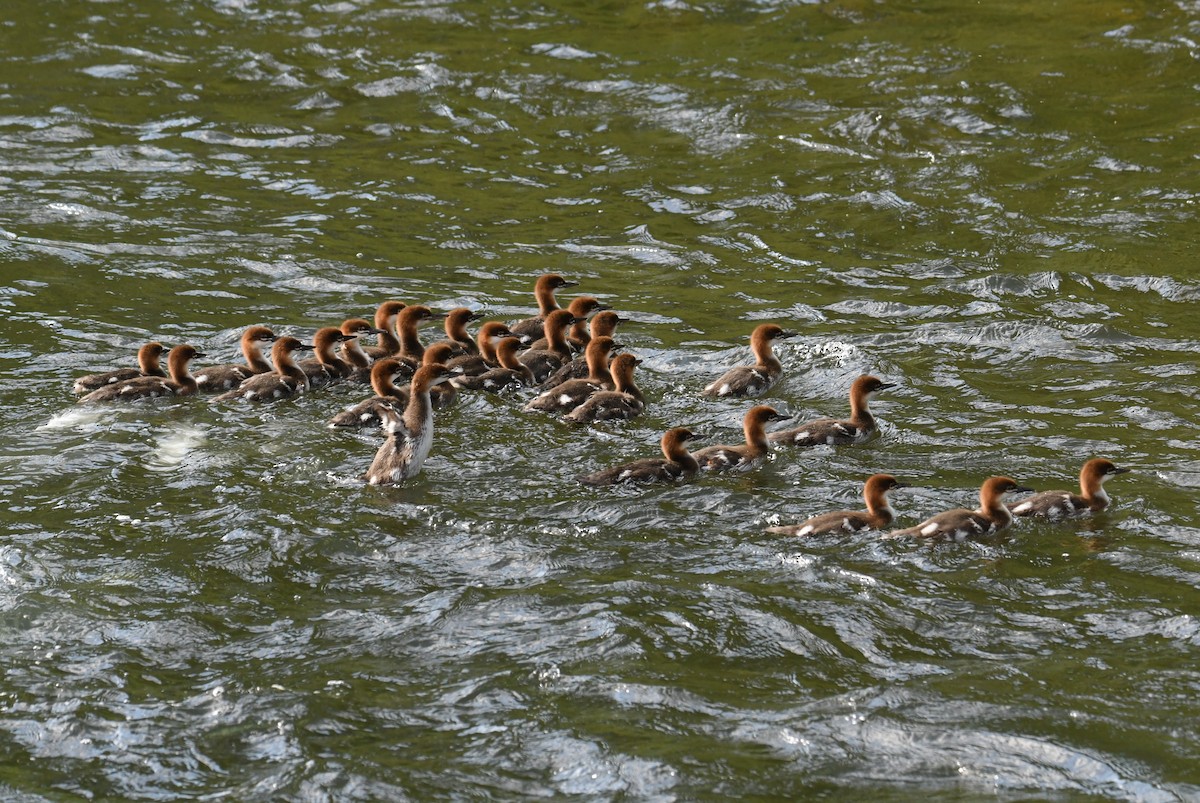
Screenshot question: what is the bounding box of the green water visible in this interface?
[2,0,1199,799]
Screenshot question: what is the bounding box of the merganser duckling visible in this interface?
[340,318,387,383]
[690,405,791,472]
[193,326,278,392]
[328,358,407,429]
[523,336,618,413]
[423,343,459,410]
[298,327,357,387]
[768,375,895,447]
[588,309,622,339]
[430,307,485,357]
[362,300,406,360]
[364,363,455,485]
[395,305,445,368]
[527,296,608,352]
[509,273,578,340]
[450,335,533,392]
[702,323,798,398]
[566,296,611,352]
[536,311,625,389]
[563,353,645,424]
[214,336,314,402]
[767,474,909,536]
[72,341,169,395]
[446,321,514,376]
[341,344,458,412]
[1009,458,1131,519]
[885,476,1033,540]
[78,344,204,402]
[518,309,581,384]
[576,427,701,486]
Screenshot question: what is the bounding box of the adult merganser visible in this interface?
[563,353,645,423]
[362,300,406,361]
[576,427,701,486]
[78,344,204,402]
[702,323,798,398]
[1009,458,1131,519]
[768,375,894,447]
[518,309,580,384]
[509,274,578,340]
[213,337,314,402]
[690,405,790,472]
[73,341,169,395]
[328,358,407,429]
[298,327,357,387]
[364,363,455,485]
[767,474,908,536]
[450,335,533,392]
[885,476,1032,540]
[523,336,618,413]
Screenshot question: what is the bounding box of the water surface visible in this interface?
[2,0,1200,799]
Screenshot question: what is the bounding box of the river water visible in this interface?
[2,0,1199,799]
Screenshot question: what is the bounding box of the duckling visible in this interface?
[690,405,790,472]
[73,341,170,395]
[78,345,204,402]
[576,427,701,486]
[702,323,797,398]
[767,474,908,536]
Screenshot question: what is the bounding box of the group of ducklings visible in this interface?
[70,273,1130,539]
[574,316,1130,541]
[70,274,639,485]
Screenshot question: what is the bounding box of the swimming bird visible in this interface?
[518,309,581,384]
[768,375,894,447]
[340,318,387,383]
[702,323,798,398]
[767,474,908,536]
[395,305,445,369]
[193,326,278,393]
[78,344,204,402]
[362,300,406,361]
[446,321,516,377]
[364,363,455,485]
[1009,458,1131,519]
[563,353,645,423]
[509,274,578,340]
[430,307,485,357]
[298,327,357,388]
[422,343,459,409]
[450,335,533,392]
[690,405,790,472]
[523,336,618,414]
[328,358,407,429]
[885,476,1032,540]
[73,341,169,395]
[576,427,701,486]
[213,337,314,402]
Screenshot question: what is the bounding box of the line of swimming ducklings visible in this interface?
[71,273,1130,541]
